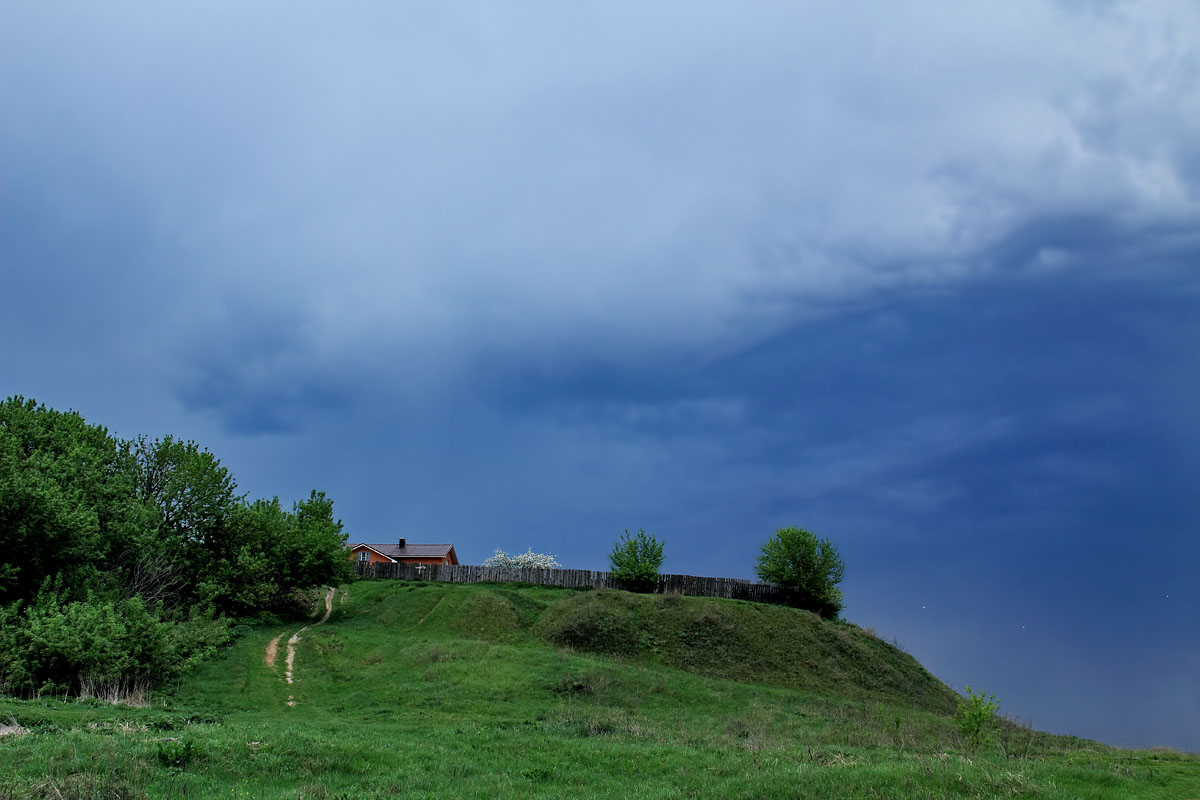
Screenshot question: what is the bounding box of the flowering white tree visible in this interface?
[482,548,562,569]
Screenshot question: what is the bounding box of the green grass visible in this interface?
[1,580,1197,798]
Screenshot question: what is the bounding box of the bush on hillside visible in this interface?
[608,529,664,593]
[535,590,642,656]
[956,685,1000,749]
[756,527,845,619]
[0,591,230,696]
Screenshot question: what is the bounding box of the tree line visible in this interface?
[0,396,353,696]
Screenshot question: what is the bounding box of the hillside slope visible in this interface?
[0,580,1196,799]
[534,589,957,713]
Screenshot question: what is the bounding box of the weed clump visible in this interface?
[155,737,194,769]
[551,672,612,697]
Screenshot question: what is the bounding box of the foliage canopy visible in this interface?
[755,526,845,618]
[608,529,664,591]
[0,396,354,696]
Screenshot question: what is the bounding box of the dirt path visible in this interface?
[316,586,334,624]
[265,587,336,707]
[264,634,283,668]
[285,627,308,686]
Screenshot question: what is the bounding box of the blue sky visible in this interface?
[2,1,1198,751]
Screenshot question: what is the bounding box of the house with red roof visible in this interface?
[348,538,459,566]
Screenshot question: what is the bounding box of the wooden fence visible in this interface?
[354,562,800,607]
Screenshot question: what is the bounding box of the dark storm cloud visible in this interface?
[178,376,350,437]
[174,316,355,437]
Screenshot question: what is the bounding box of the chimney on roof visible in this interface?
[398,537,406,548]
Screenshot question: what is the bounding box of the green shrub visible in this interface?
[19,592,136,694]
[156,738,194,769]
[0,590,230,696]
[608,529,664,592]
[956,685,1000,749]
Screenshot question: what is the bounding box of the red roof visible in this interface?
[350,542,455,560]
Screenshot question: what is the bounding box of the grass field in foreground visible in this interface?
[1,580,1197,799]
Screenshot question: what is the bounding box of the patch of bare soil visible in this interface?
[265,634,283,668]
[317,586,334,623]
[284,627,308,685]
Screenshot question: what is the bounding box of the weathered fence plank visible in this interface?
[353,562,798,608]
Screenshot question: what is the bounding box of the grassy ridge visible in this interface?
[534,589,957,713]
[0,580,1197,798]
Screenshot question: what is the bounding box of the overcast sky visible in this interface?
[2,1,1198,751]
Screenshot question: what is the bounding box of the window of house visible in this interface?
[357,550,369,563]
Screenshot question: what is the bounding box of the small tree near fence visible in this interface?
[756,526,845,619]
[609,529,664,593]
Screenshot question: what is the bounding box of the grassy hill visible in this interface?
[1,580,1197,799]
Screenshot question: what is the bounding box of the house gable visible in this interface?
[349,544,398,565]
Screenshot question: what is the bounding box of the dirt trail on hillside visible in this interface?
[285,627,308,686]
[264,634,283,668]
[316,586,334,624]
[264,587,335,707]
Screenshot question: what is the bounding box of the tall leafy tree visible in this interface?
[756,526,845,619]
[191,492,352,617]
[128,435,240,609]
[196,498,290,616]
[0,397,146,602]
[285,490,354,589]
[132,435,238,546]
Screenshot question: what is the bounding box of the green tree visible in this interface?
[126,435,241,610]
[193,498,288,617]
[192,492,351,617]
[281,490,354,590]
[755,526,845,618]
[0,397,147,603]
[132,435,238,546]
[609,529,664,592]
